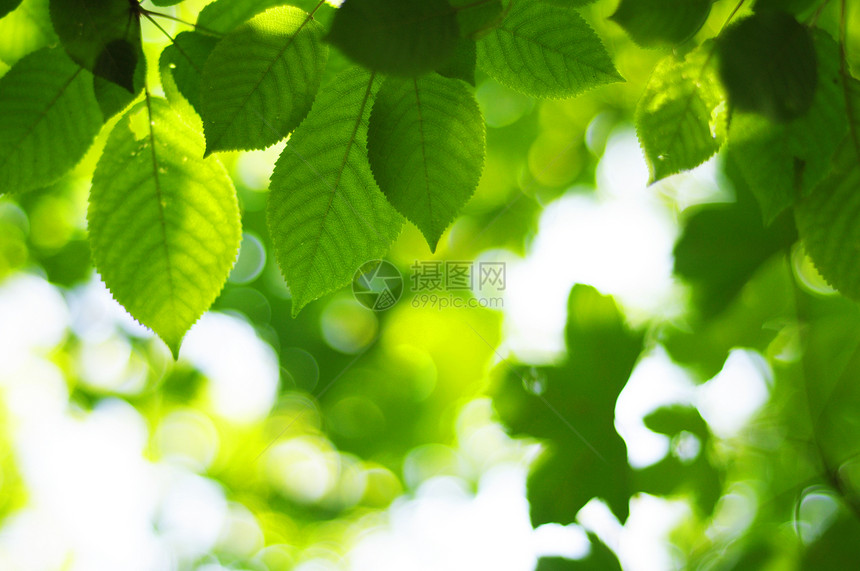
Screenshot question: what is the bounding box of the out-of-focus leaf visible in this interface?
[795,143,860,301]
[662,255,793,380]
[718,11,817,122]
[0,0,22,20]
[675,159,797,318]
[802,513,860,567]
[635,405,722,515]
[754,0,824,15]
[450,0,504,39]
[493,285,643,523]
[726,31,845,223]
[536,534,621,570]
[611,0,712,47]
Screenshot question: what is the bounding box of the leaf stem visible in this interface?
[139,8,223,37]
[718,0,746,33]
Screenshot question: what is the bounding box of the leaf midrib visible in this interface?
[302,73,377,283]
[143,93,178,327]
[412,78,436,232]
[208,10,317,150]
[0,63,83,174]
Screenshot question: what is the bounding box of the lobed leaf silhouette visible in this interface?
[200,6,328,155]
[477,0,621,99]
[0,47,102,194]
[88,97,241,358]
[367,73,485,252]
[267,67,401,316]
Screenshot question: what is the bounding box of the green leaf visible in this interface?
[159,31,219,114]
[0,0,23,20]
[717,11,817,122]
[93,43,146,121]
[635,405,722,515]
[636,42,726,183]
[0,47,102,194]
[674,160,797,318]
[367,73,484,252]
[477,0,621,99]
[198,0,333,33]
[200,6,328,155]
[88,97,241,357]
[49,0,142,91]
[150,0,183,5]
[726,31,846,223]
[795,143,860,301]
[492,285,643,523]
[449,0,504,39]
[754,0,824,16]
[267,68,402,316]
[536,534,621,571]
[327,0,460,76]
[611,0,712,47]
[0,0,58,66]
[435,37,477,86]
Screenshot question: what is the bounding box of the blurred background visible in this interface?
[2,0,860,570]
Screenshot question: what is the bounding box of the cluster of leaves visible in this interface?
[3,0,852,358]
[3,0,860,565]
[0,0,627,357]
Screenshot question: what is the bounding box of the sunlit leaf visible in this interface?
[159,31,219,114]
[49,0,142,91]
[327,0,459,76]
[0,0,58,65]
[726,31,845,222]
[0,0,22,19]
[477,0,621,99]
[88,98,241,357]
[198,0,332,33]
[0,47,102,194]
[200,6,328,154]
[611,0,712,47]
[636,42,726,182]
[267,68,402,316]
[367,73,485,251]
